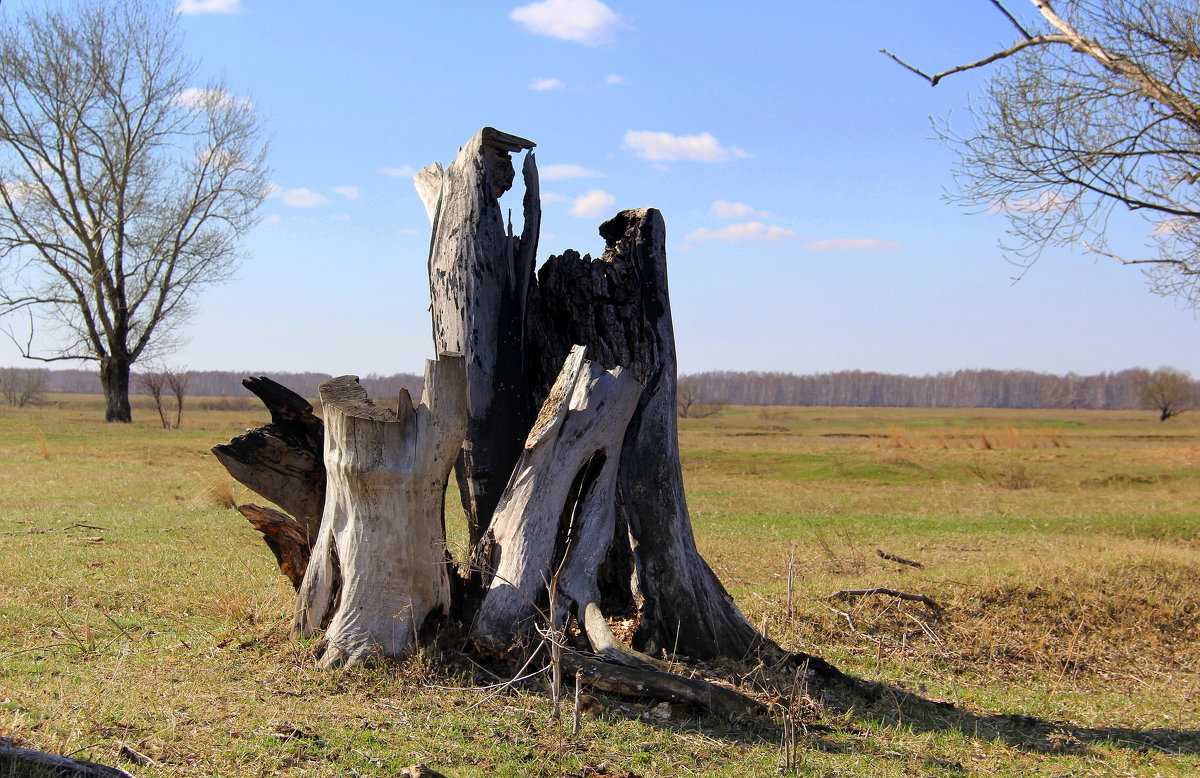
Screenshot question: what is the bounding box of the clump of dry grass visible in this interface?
[196,471,237,509]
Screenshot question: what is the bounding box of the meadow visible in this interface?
[0,396,1197,777]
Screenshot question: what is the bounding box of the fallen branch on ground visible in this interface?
[876,549,922,568]
[819,588,942,612]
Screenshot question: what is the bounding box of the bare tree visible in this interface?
[165,368,188,428]
[0,366,48,407]
[137,367,189,428]
[676,374,726,418]
[1136,366,1195,420]
[0,0,269,422]
[885,0,1200,305]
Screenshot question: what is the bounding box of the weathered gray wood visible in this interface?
[211,376,325,539]
[294,356,466,668]
[471,345,641,655]
[420,127,540,550]
[531,209,765,660]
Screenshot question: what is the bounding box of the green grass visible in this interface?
[1,397,1198,776]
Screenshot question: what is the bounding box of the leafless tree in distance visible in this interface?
[0,366,48,407]
[0,0,269,422]
[884,0,1200,305]
[1136,366,1195,420]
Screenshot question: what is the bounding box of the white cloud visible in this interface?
[540,192,569,203]
[571,189,616,218]
[603,74,627,86]
[541,163,600,180]
[172,87,252,112]
[530,77,567,91]
[685,221,799,243]
[332,185,361,201]
[175,0,240,14]
[510,0,624,46]
[987,191,1070,214]
[377,166,416,178]
[281,188,329,208]
[711,200,772,220]
[263,214,281,225]
[1,180,41,202]
[622,131,749,163]
[805,238,901,251]
[1153,217,1193,236]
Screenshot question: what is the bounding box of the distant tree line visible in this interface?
[33,369,424,402]
[15,366,1196,412]
[680,368,1196,410]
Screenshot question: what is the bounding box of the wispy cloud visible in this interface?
[685,221,798,243]
[541,163,600,180]
[571,189,616,218]
[262,214,281,225]
[541,192,569,203]
[603,74,627,86]
[377,166,416,178]
[172,87,252,112]
[281,188,329,208]
[510,0,625,46]
[530,77,566,91]
[175,0,240,14]
[332,186,361,201]
[622,131,749,163]
[986,191,1070,214]
[711,200,772,220]
[805,238,901,251]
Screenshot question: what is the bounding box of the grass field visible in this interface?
[1,396,1197,776]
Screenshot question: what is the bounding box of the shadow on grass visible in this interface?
[816,675,1199,757]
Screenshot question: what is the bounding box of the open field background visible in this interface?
[1,397,1197,777]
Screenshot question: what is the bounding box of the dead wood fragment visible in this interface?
[820,588,942,612]
[876,549,923,568]
[238,504,311,588]
[0,742,135,778]
[212,376,325,539]
[561,651,766,721]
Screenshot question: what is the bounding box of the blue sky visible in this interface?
[2,0,1197,377]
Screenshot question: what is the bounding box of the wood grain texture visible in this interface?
[294,356,466,668]
[471,345,641,654]
[422,127,540,550]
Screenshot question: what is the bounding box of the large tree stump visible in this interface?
[294,356,466,668]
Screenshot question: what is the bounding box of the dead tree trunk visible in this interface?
[530,209,764,660]
[294,356,466,667]
[470,345,641,657]
[418,127,540,550]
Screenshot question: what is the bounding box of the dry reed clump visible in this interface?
[195,472,237,509]
[875,425,1068,451]
[942,562,1200,683]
